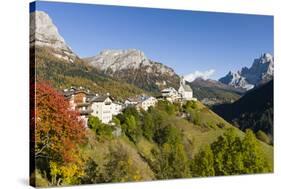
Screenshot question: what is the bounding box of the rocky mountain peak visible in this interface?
[30,11,78,63]
[84,49,176,76]
[219,53,274,90]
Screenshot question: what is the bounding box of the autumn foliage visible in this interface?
[34,81,86,163]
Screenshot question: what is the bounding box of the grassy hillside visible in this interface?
[87,100,273,179]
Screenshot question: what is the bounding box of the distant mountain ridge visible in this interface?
[189,78,244,105]
[84,49,175,76]
[84,49,180,92]
[219,53,274,90]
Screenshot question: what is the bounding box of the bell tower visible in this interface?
[180,76,184,86]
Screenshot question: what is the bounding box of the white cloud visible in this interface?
[184,69,215,82]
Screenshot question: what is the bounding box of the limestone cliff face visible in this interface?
[84,49,180,92]
[84,49,176,76]
[30,11,78,63]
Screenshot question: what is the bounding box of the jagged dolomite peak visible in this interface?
[30,11,78,63]
[219,53,274,90]
[84,49,176,76]
[86,49,151,71]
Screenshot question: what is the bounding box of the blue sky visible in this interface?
[31,1,273,79]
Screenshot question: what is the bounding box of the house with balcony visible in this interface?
[160,87,180,102]
[89,95,115,124]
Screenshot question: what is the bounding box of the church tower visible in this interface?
[180,76,185,87]
[178,76,193,100]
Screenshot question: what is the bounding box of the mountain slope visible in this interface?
[219,53,274,90]
[30,11,78,63]
[30,11,147,100]
[84,49,180,93]
[33,46,146,100]
[212,80,273,140]
[136,100,273,169]
[189,78,244,105]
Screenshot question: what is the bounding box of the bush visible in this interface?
[217,122,226,129]
[122,115,141,143]
[30,169,49,187]
[256,130,271,145]
[153,143,190,179]
[191,112,200,125]
[103,142,143,182]
[156,100,176,115]
[153,124,182,146]
[183,101,197,110]
[88,115,113,140]
[210,129,271,175]
[191,146,215,177]
[142,112,155,141]
[82,159,102,184]
[88,116,102,130]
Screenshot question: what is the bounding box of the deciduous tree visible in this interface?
[35,82,86,163]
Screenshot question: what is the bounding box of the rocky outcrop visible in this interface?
[219,53,274,90]
[84,49,176,76]
[30,11,78,63]
[84,49,179,92]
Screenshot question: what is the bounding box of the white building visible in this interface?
[125,95,158,111]
[178,76,197,101]
[90,96,114,124]
[124,98,139,107]
[161,87,178,97]
[111,102,123,116]
[137,96,158,111]
[161,87,180,102]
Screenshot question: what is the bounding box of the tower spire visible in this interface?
[180,76,185,86]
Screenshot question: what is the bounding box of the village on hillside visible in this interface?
[62,76,197,126]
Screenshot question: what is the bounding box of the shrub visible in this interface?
[122,115,141,143]
[103,142,143,182]
[191,146,215,177]
[88,115,113,140]
[256,130,271,144]
[153,143,190,179]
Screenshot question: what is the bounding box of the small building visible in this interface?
[178,76,197,101]
[137,96,158,111]
[161,87,178,97]
[124,97,139,107]
[161,87,180,102]
[63,87,93,126]
[125,95,158,111]
[111,102,123,116]
[90,95,114,124]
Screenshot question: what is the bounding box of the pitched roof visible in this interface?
[62,89,88,97]
[75,102,91,108]
[127,95,154,103]
[161,87,177,92]
[91,96,113,102]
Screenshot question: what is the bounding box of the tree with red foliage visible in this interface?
[34,82,86,163]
